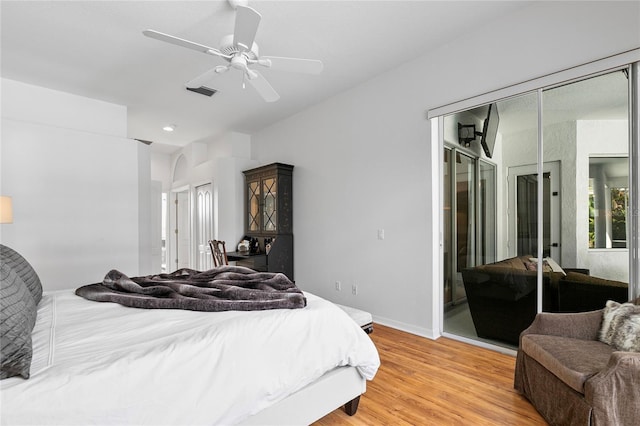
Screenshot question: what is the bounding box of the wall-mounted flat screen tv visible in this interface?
[480,103,499,158]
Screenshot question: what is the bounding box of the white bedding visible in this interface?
[1,290,380,425]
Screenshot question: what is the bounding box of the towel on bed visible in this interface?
[75,266,306,311]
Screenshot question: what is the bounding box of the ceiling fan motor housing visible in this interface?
[219,34,258,59]
[228,0,249,9]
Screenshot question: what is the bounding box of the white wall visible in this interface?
[138,143,155,275]
[249,1,640,337]
[252,50,433,337]
[1,78,146,291]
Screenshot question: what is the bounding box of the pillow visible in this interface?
[599,300,640,352]
[543,257,565,276]
[490,256,528,271]
[527,257,564,274]
[0,244,42,305]
[1,262,37,379]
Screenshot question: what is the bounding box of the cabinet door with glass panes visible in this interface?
[244,163,293,235]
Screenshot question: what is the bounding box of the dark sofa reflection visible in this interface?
[461,255,628,345]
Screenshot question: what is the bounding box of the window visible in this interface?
[588,157,629,249]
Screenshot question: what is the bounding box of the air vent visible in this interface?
[186,86,217,97]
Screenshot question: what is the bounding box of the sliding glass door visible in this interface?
[440,67,634,349]
[442,93,538,347]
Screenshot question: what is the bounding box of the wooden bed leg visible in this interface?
[343,396,361,416]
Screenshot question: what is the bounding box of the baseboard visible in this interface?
[372,315,437,339]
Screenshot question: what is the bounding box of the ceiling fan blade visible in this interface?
[185,67,223,89]
[233,6,261,51]
[260,56,324,74]
[143,29,229,59]
[248,70,280,102]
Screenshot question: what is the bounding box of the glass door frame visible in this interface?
[443,146,498,310]
[451,148,476,306]
[428,51,640,347]
[476,158,497,267]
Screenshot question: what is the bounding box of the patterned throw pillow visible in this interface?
[599,300,640,352]
[0,244,42,305]
[0,262,37,379]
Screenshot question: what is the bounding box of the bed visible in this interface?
[0,245,380,425]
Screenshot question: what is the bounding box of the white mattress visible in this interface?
[1,290,380,425]
[336,304,373,327]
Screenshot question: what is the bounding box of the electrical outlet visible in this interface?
[377,229,385,240]
[335,281,341,291]
[352,283,358,295]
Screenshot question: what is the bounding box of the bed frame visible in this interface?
[240,366,365,425]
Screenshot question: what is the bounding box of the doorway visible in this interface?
[508,162,561,262]
[174,189,190,270]
[195,183,213,271]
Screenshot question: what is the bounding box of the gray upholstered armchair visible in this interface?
[514,300,640,425]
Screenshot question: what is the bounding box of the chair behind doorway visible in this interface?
[208,240,228,267]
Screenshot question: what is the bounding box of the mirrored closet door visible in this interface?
[440,67,634,350]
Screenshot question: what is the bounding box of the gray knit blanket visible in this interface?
[75,266,306,311]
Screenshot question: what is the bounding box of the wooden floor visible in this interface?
[313,324,547,425]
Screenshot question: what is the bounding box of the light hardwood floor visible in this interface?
[314,324,547,425]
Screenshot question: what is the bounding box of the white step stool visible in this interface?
[336,304,373,334]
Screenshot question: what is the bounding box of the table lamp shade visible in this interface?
[0,196,13,224]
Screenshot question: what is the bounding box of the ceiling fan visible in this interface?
[143,0,323,102]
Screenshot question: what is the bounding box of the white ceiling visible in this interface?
[1,0,532,153]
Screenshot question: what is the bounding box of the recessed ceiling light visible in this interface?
[162,124,176,132]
